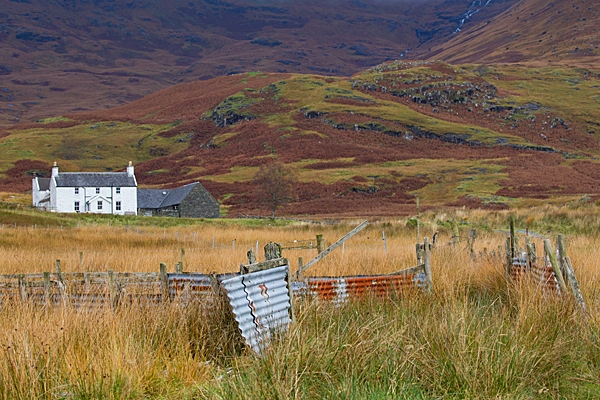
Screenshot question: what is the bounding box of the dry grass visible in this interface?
[1,209,600,398]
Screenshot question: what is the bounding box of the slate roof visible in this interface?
[55,172,136,187]
[37,178,50,191]
[137,182,199,209]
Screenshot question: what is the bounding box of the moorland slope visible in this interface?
[2,61,600,217]
[425,0,600,66]
[0,0,517,126]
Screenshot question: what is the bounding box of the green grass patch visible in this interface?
[0,122,189,173]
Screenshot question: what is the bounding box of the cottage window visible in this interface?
[116,201,121,211]
[97,200,103,210]
[74,188,79,195]
[173,205,179,210]
[74,201,80,212]
[116,187,121,194]
[96,188,100,194]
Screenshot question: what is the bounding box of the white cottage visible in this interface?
[32,162,138,215]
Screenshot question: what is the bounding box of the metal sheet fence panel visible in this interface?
[531,262,559,292]
[302,265,427,304]
[511,258,559,293]
[168,273,237,301]
[221,265,292,354]
[511,257,528,282]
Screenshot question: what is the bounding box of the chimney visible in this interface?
[51,161,58,177]
[127,161,134,177]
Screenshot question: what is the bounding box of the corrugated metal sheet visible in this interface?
[511,257,559,293]
[297,266,427,304]
[168,273,237,300]
[511,257,528,281]
[221,265,292,355]
[531,262,559,292]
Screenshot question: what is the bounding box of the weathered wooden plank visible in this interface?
[295,221,369,279]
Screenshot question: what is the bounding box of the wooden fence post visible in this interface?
[423,237,432,292]
[264,242,282,261]
[56,259,66,303]
[176,262,183,274]
[18,274,27,301]
[415,243,423,265]
[452,225,460,247]
[556,235,567,279]
[159,263,169,302]
[468,228,476,258]
[564,257,587,313]
[543,239,567,294]
[297,257,304,281]
[79,252,83,270]
[180,248,185,271]
[210,271,220,296]
[247,248,257,264]
[505,237,512,280]
[44,272,51,306]
[526,242,536,273]
[557,235,587,312]
[316,234,325,254]
[108,270,120,308]
[509,215,516,259]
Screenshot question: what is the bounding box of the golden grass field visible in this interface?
[2,204,600,398]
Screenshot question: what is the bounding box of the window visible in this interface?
[173,205,179,210]
[96,188,100,194]
[74,201,80,212]
[116,201,121,211]
[97,200,103,210]
[74,188,79,195]
[116,187,121,194]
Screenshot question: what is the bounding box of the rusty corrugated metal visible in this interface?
[168,273,237,300]
[299,265,427,304]
[511,257,560,292]
[221,265,292,354]
[531,262,559,292]
[511,257,528,281]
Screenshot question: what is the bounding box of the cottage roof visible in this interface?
[55,172,136,188]
[37,178,50,191]
[137,182,199,209]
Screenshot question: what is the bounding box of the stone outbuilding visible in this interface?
[137,182,220,218]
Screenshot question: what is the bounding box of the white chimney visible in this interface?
[51,161,58,177]
[127,161,134,177]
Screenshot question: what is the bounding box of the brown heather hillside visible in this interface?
[425,0,600,67]
[2,60,600,217]
[0,0,518,127]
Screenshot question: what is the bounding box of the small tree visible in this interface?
[253,163,297,218]
[473,64,491,78]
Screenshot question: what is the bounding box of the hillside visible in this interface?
[425,0,600,66]
[2,61,600,217]
[0,0,518,127]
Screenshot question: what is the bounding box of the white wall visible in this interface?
[31,178,50,210]
[51,185,137,215]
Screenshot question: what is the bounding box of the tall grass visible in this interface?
[1,208,600,398]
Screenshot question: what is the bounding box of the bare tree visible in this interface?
[254,163,297,218]
[473,64,491,78]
